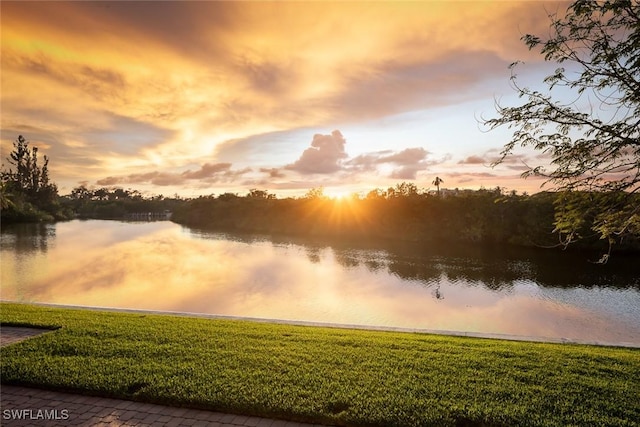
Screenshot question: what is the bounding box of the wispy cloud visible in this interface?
[1,1,564,195]
[97,163,251,187]
[259,168,286,179]
[458,155,487,165]
[347,147,434,180]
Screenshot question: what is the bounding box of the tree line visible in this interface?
[0,135,72,222]
[2,135,638,255]
[0,136,183,222]
[171,185,640,254]
[64,186,184,219]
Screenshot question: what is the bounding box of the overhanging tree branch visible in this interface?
[484,0,640,255]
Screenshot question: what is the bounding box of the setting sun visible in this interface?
[326,190,351,201]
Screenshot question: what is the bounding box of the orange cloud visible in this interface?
[96,163,251,187]
[348,147,435,180]
[1,1,566,195]
[458,155,487,165]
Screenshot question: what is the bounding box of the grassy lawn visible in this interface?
[1,303,639,426]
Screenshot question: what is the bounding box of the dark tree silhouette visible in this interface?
[432,177,444,196]
[1,135,64,221]
[3,135,54,200]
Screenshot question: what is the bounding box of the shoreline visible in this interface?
[4,300,638,348]
[3,301,639,426]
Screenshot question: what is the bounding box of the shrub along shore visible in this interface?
[1,303,639,426]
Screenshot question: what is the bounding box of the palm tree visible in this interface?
[432,176,443,196]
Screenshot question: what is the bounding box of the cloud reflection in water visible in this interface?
[1,220,639,345]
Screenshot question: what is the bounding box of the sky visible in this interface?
[0,1,572,198]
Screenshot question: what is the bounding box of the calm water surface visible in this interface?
[2,220,640,345]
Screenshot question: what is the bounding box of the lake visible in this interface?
[2,219,639,346]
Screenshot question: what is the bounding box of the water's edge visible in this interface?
[3,301,638,349]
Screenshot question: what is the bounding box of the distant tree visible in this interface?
[93,188,109,201]
[112,188,131,200]
[365,188,386,200]
[128,189,143,200]
[247,189,276,200]
[217,192,239,201]
[392,182,419,198]
[5,135,31,191]
[2,135,56,202]
[304,187,326,200]
[484,0,640,254]
[1,135,63,221]
[2,135,53,197]
[69,185,91,200]
[432,177,444,196]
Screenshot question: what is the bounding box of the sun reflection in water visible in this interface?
[1,220,639,345]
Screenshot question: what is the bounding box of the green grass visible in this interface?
[1,303,639,426]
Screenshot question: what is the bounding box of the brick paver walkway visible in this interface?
[0,386,327,427]
[0,327,54,347]
[0,327,328,427]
